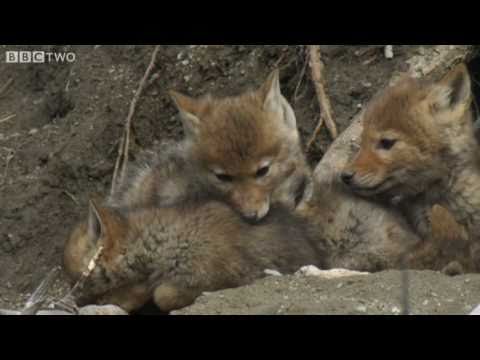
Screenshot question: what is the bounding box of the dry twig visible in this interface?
[306,116,325,151]
[1,245,105,315]
[293,47,309,102]
[62,190,80,206]
[0,113,16,124]
[0,78,14,98]
[21,266,61,315]
[55,245,105,313]
[1,148,15,186]
[111,45,160,196]
[306,45,338,151]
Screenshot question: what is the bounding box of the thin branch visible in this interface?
[55,245,105,312]
[1,149,15,186]
[21,266,61,315]
[306,45,338,151]
[306,116,325,151]
[110,45,160,196]
[0,113,16,124]
[62,190,80,206]
[0,78,14,98]
[293,48,309,102]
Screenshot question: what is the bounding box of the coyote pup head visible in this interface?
[342,64,475,200]
[170,69,304,222]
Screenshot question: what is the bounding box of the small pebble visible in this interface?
[265,269,282,277]
[391,306,401,315]
[469,305,480,315]
[356,305,367,313]
[385,45,394,59]
[78,305,128,316]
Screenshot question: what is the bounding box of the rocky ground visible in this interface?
[174,269,480,315]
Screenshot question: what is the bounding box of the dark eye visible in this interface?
[378,139,397,150]
[216,173,233,182]
[256,166,270,178]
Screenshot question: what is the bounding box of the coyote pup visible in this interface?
[342,64,480,271]
[110,70,311,223]
[64,199,326,313]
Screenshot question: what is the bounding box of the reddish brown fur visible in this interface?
[342,64,480,272]
[64,199,325,313]
[111,70,310,222]
[191,94,284,169]
[343,76,446,198]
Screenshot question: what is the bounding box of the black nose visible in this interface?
[341,171,355,185]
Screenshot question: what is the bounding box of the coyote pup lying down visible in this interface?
[64,198,326,313]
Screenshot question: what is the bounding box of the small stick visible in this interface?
[273,51,287,69]
[306,45,338,151]
[111,45,160,196]
[306,116,325,151]
[55,245,105,311]
[0,113,15,124]
[21,266,61,315]
[62,190,80,206]
[293,49,309,102]
[1,149,15,186]
[0,78,14,98]
[110,135,125,196]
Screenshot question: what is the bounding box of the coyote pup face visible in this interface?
[342,64,474,200]
[170,70,305,222]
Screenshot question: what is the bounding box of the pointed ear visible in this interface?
[86,199,124,246]
[257,69,298,130]
[169,90,202,137]
[87,198,105,243]
[258,69,282,113]
[428,64,472,113]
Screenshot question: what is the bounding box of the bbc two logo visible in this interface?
[5,51,76,64]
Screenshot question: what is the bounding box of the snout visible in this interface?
[240,201,270,223]
[231,190,271,223]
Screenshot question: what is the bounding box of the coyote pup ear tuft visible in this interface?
[429,64,472,113]
[87,198,105,243]
[259,69,283,113]
[87,198,128,249]
[258,69,298,130]
[169,90,202,137]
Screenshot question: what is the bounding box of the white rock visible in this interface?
[391,306,401,315]
[469,305,480,315]
[264,269,283,277]
[78,305,128,316]
[37,310,74,315]
[355,305,367,313]
[385,45,394,59]
[296,266,370,279]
